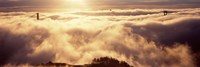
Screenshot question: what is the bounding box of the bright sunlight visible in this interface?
[67,0,86,4]
[70,0,85,3]
[66,0,91,11]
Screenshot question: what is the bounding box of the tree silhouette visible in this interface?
[90,57,132,67]
[38,57,133,67]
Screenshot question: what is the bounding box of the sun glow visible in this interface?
[66,0,91,11]
[67,0,85,4]
[70,0,84,3]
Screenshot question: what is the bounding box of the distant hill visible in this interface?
[38,57,133,67]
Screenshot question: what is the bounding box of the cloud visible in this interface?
[0,26,51,65]
[0,8,200,67]
[73,9,163,16]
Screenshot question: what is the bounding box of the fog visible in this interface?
[0,8,200,67]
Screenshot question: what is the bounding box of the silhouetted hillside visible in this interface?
[90,57,132,67]
[39,57,133,67]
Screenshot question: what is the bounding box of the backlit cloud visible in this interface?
[0,8,200,67]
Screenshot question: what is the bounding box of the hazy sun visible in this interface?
[69,0,84,3]
[65,0,91,11]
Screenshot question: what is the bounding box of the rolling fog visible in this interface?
[0,8,200,67]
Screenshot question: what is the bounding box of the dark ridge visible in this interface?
[38,57,133,67]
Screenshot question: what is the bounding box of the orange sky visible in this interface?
[0,0,200,11]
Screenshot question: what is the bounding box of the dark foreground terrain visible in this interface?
[38,57,133,67]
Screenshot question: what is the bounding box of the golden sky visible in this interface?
[0,0,200,11]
